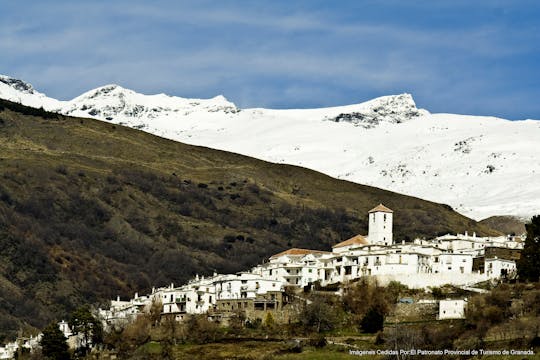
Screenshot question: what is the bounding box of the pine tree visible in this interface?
[40,322,70,360]
[69,306,102,355]
[517,215,540,282]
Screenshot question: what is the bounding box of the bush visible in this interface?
[360,307,384,333]
[299,296,339,333]
[184,315,220,344]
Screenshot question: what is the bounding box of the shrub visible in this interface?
[360,307,384,333]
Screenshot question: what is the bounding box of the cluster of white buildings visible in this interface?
[2,204,523,357]
[251,204,522,289]
[99,271,287,328]
[100,204,523,327]
[0,335,41,360]
[0,321,77,360]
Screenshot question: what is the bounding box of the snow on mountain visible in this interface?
[1,75,539,221]
[0,75,62,110]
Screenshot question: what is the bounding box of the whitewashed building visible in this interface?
[485,258,517,279]
[99,292,154,329]
[438,299,467,320]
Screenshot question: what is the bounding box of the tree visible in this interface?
[299,296,339,333]
[517,215,540,282]
[360,307,384,333]
[69,306,102,355]
[40,322,71,360]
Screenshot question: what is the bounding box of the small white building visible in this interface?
[438,299,466,320]
[58,320,72,338]
[485,258,517,279]
[0,342,18,360]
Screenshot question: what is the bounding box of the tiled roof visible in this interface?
[332,234,368,248]
[368,203,393,213]
[269,248,330,259]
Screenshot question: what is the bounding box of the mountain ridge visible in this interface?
[1,75,539,220]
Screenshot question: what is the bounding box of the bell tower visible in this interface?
[367,204,393,246]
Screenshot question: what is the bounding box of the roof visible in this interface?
[269,248,330,259]
[332,234,369,248]
[368,203,393,213]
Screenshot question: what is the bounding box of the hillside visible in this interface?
[2,75,539,220]
[0,99,497,341]
[479,215,526,236]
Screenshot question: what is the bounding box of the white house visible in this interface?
[438,299,466,320]
[485,258,517,279]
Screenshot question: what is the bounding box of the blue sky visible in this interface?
[1,0,539,119]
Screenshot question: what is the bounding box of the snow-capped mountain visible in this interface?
[1,74,539,221]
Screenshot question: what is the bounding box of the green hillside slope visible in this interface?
[0,99,498,340]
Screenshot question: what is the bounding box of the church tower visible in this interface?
[367,204,393,246]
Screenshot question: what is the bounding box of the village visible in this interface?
[0,204,525,359]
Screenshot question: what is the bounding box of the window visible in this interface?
[384,214,387,222]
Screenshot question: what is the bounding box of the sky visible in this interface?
[1,0,539,119]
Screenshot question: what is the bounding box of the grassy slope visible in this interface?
[0,99,498,340]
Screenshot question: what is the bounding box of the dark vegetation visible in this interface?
[40,322,71,360]
[517,215,540,282]
[0,99,498,341]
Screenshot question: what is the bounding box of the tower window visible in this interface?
[384,214,387,222]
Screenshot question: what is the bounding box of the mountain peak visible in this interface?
[74,84,128,101]
[0,75,36,94]
[325,93,428,128]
